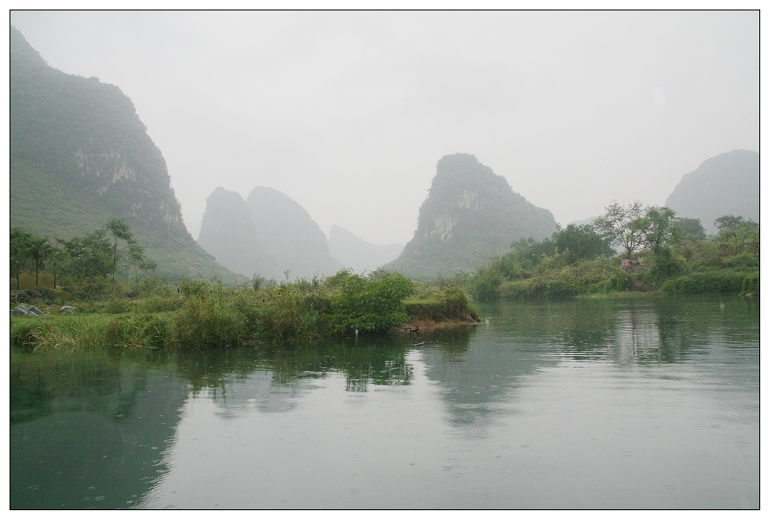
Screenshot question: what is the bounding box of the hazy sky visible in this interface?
[9,10,759,246]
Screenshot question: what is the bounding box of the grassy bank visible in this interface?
[10,270,480,353]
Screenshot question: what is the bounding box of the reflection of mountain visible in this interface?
[419,322,557,429]
[10,353,188,509]
[418,297,760,431]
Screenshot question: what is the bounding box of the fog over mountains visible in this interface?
[384,154,558,277]
[664,149,759,234]
[9,26,238,281]
[10,24,759,283]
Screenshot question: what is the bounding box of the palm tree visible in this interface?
[26,235,54,287]
[10,227,31,290]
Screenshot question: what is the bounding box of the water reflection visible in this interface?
[10,351,187,509]
[10,295,758,509]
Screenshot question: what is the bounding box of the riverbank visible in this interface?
[10,271,480,352]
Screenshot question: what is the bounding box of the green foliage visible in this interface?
[676,217,706,241]
[249,285,328,343]
[327,270,415,336]
[594,201,646,259]
[741,272,759,296]
[467,265,503,301]
[404,285,480,322]
[639,206,679,254]
[10,28,242,283]
[11,227,32,290]
[553,223,613,264]
[173,282,246,348]
[604,269,634,292]
[660,271,748,294]
[648,247,689,281]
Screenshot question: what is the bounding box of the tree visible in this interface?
[127,242,157,288]
[639,206,679,254]
[58,228,113,280]
[26,234,54,287]
[715,216,759,256]
[593,201,646,259]
[105,217,136,281]
[553,223,613,264]
[676,217,706,241]
[10,227,31,290]
[714,215,749,231]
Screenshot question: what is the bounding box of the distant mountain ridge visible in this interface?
[664,149,759,234]
[383,153,558,277]
[328,225,403,274]
[198,186,343,280]
[10,26,239,281]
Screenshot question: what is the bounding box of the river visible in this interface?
[10,295,759,509]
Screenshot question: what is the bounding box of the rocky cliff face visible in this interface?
[384,153,557,277]
[665,149,759,234]
[10,26,237,281]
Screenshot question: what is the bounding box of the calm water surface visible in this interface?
[10,295,759,509]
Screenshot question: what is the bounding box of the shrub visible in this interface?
[468,267,503,301]
[648,247,689,281]
[660,271,748,294]
[327,271,414,336]
[742,272,759,296]
[605,269,633,292]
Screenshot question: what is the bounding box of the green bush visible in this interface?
[499,277,577,300]
[742,272,759,296]
[660,271,748,294]
[605,269,634,292]
[649,248,689,281]
[468,267,503,301]
[327,271,414,336]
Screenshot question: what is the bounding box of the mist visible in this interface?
[9,10,759,246]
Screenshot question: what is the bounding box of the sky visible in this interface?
[9,9,759,246]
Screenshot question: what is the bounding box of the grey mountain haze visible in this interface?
[664,149,759,234]
[328,225,403,274]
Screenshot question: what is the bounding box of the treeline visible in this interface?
[457,202,759,300]
[10,218,157,294]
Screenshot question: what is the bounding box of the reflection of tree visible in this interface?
[10,350,188,509]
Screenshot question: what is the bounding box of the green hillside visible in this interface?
[10,26,241,282]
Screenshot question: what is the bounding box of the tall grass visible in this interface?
[11,271,479,352]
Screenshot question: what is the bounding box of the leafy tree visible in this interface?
[714,215,749,231]
[715,216,759,257]
[58,228,113,280]
[105,217,136,281]
[594,201,646,259]
[553,223,613,264]
[128,242,158,287]
[10,227,31,289]
[639,206,679,254]
[676,217,706,241]
[509,237,556,269]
